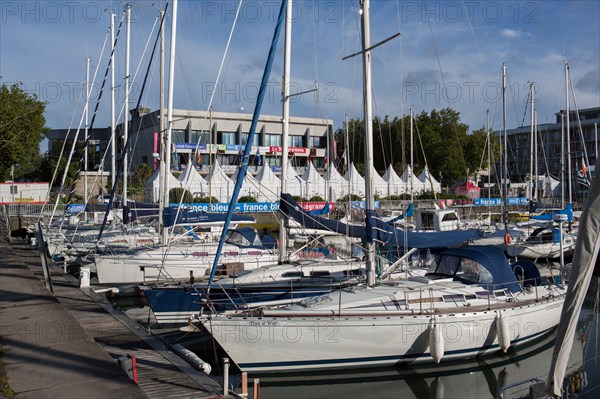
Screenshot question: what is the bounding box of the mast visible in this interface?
[110,11,116,227]
[409,108,414,203]
[565,61,572,204]
[84,56,90,204]
[159,7,167,244]
[534,110,539,200]
[360,0,376,287]
[529,82,535,201]
[278,0,292,263]
[561,111,565,208]
[502,63,508,232]
[165,0,179,239]
[123,3,131,208]
[486,109,491,210]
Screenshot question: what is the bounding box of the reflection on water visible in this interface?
[251,277,599,399]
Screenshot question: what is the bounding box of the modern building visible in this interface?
[495,106,598,201]
[46,108,335,178]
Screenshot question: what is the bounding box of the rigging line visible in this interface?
[568,71,591,169]
[380,45,390,168]
[425,12,468,177]
[460,0,488,74]
[395,0,405,168]
[61,23,111,216]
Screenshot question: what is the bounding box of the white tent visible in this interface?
[207,159,233,202]
[382,165,404,197]
[370,165,388,198]
[178,162,207,197]
[343,163,366,198]
[302,162,326,200]
[145,167,180,203]
[418,165,441,193]
[400,165,425,194]
[230,168,261,199]
[281,163,303,198]
[323,166,347,201]
[254,164,281,202]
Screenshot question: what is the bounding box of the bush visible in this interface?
[338,194,362,202]
[192,196,220,203]
[292,195,307,202]
[309,195,324,202]
[169,188,193,203]
[238,195,257,203]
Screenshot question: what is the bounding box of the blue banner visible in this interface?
[171,202,280,213]
[506,197,529,205]
[65,204,86,214]
[351,200,381,209]
[474,198,502,206]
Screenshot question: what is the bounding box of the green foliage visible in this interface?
[169,188,193,203]
[334,108,491,186]
[192,196,219,203]
[238,195,257,203]
[309,195,324,202]
[292,195,307,202]
[0,83,49,181]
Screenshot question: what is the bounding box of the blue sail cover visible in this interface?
[531,203,573,222]
[306,201,330,216]
[438,246,522,293]
[386,203,414,224]
[279,193,482,248]
[163,207,254,227]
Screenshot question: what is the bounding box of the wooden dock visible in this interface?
[3,238,225,398]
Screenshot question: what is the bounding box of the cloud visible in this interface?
[500,28,529,39]
[575,69,600,93]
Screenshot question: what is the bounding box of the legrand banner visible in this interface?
[173,201,335,213]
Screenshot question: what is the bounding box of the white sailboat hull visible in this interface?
[201,292,564,373]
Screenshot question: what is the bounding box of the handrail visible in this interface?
[380,248,418,280]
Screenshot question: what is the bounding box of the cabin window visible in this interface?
[281,271,303,278]
[310,271,331,278]
[343,269,362,276]
[420,213,435,229]
[442,212,458,222]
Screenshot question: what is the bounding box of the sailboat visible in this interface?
[198,0,566,373]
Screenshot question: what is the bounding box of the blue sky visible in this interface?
[1,0,599,150]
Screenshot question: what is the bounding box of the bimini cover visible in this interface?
[225,227,276,249]
[435,246,522,293]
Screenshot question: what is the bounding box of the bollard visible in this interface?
[253,378,260,399]
[118,354,138,384]
[80,266,91,288]
[223,358,229,396]
[241,372,248,397]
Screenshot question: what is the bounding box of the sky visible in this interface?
[1,0,599,153]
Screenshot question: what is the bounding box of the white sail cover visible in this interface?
[382,165,403,196]
[145,167,180,202]
[302,162,326,200]
[418,165,441,193]
[541,175,560,198]
[324,166,347,201]
[207,159,233,202]
[546,161,600,396]
[230,168,260,199]
[343,163,366,198]
[371,165,388,198]
[254,164,280,202]
[178,162,207,197]
[400,165,425,194]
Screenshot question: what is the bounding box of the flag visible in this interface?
[237,147,243,165]
[307,150,313,164]
[172,143,178,169]
[578,170,590,187]
[578,158,591,187]
[196,151,201,166]
[254,147,262,166]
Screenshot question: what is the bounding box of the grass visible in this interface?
[0,344,15,399]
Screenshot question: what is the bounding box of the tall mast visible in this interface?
[502,63,508,232]
[84,57,90,203]
[486,109,491,203]
[165,0,179,235]
[360,0,376,287]
[278,0,292,263]
[159,8,167,244]
[560,111,565,208]
[110,11,116,227]
[565,61,572,204]
[123,4,131,208]
[409,108,414,203]
[529,82,535,201]
[534,110,539,200]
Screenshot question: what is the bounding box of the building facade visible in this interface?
[47,108,335,178]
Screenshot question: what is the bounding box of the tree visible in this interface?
[0,83,49,181]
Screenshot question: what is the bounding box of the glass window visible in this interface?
[265,134,281,146]
[309,136,323,148]
[172,129,186,142]
[289,135,303,147]
[221,132,236,145]
[191,130,210,144]
[241,133,260,146]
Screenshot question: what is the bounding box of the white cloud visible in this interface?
[500,28,529,39]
